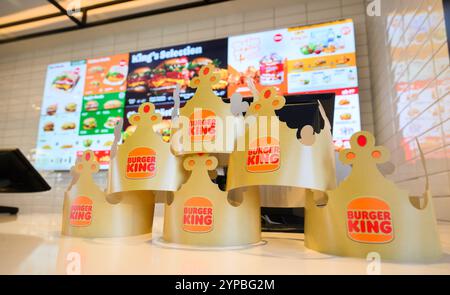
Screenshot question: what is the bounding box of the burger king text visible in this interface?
[347,197,394,243]
[247,140,280,172]
[183,197,214,233]
[70,196,93,226]
[126,147,157,179]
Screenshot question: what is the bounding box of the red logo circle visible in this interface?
[273,33,283,42]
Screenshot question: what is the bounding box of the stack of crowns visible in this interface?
[163,64,261,247]
[305,131,442,262]
[163,65,337,247]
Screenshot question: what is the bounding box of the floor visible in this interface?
[1,204,450,275]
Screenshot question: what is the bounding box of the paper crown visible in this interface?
[107,102,186,196]
[305,131,442,262]
[227,87,337,196]
[62,150,154,238]
[170,64,236,155]
[163,154,261,247]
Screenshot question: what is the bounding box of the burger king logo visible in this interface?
[126,147,157,179]
[347,197,394,244]
[70,196,93,227]
[189,109,216,142]
[273,33,283,42]
[247,137,280,173]
[183,197,213,233]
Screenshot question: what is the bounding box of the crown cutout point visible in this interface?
[339,131,390,166]
[249,87,286,114]
[129,102,162,127]
[183,154,218,172]
[75,150,99,175]
[189,64,221,89]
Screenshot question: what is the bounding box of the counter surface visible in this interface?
[1,205,449,275]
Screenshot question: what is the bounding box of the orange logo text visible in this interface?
[126,147,156,179]
[70,196,93,227]
[247,137,280,172]
[183,197,213,233]
[347,197,394,243]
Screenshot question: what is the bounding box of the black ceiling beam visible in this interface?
[0,12,63,29]
[0,0,232,45]
[47,0,83,27]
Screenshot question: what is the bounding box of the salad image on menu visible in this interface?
[124,39,228,140]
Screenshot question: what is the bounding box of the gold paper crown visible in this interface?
[170,64,236,155]
[163,154,261,247]
[305,131,442,262]
[227,87,337,195]
[62,150,154,238]
[107,102,186,195]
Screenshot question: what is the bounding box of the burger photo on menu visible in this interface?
[104,64,128,86]
[126,39,228,104]
[124,39,228,139]
[51,69,80,92]
[127,67,152,93]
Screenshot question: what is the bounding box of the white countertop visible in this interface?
[1,204,449,275]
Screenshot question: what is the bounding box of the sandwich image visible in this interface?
[52,71,79,92]
[127,67,152,93]
[104,65,127,86]
[42,145,52,150]
[340,113,352,120]
[149,57,189,93]
[83,117,97,130]
[61,122,76,130]
[60,144,73,149]
[338,99,350,105]
[43,122,54,131]
[65,103,77,112]
[46,104,57,115]
[104,116,121,129]
[103,99,122,110]
[104,140,113,147]
[85,100,99,112]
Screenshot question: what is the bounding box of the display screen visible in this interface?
[123,39,228,142]
[35,19,360,171]
[228,19,360,149]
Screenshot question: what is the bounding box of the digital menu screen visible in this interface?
[124,39,228,142]
[228,19,361,149]
[35,60,86,170]
[35,19,361,171]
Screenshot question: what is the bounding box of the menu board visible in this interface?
[35,19,361,170]
[35,60,86,170]
[124,39,228,141]
[78,54,129,167]
[228,19,360,149]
